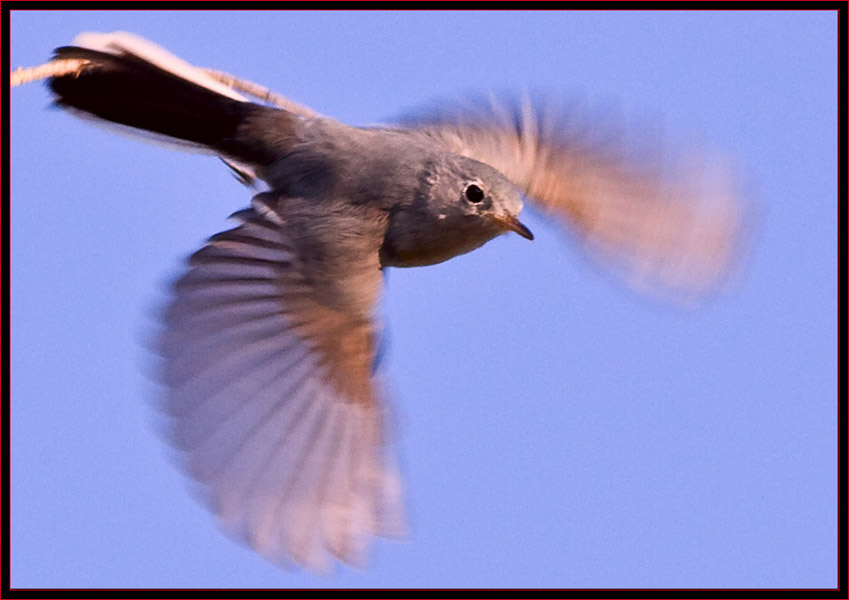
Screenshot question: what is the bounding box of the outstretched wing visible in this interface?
[157,193,404,571]
[401,94,749,304]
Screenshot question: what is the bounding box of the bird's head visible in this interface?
[380,154,533,268]
[442,155,534,241]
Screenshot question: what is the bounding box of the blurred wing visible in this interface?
[157,193,404,571]
[401,95,749,303]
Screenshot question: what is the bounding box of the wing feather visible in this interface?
[402,94,750,303]
[157,194,402,570]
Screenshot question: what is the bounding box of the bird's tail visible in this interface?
[48,31,296,166]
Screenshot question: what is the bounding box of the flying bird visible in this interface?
[38,31,746,571]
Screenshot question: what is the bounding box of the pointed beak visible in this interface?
[487,213,535,240]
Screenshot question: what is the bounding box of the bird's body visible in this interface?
[39,31,746,571]
[256,120,524,268]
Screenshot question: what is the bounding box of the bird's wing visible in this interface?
[401,95,749,304]
[157,193,404,571]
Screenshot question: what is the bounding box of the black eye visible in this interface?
[464,184,485,203]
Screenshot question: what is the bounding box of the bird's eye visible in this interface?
[464,184,485,203]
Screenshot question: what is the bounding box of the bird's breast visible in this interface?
[379,215,502,268]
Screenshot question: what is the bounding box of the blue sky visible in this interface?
[9,10,837,589]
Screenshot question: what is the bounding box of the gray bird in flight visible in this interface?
[43,31,745,571]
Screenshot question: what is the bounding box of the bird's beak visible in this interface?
[487,213,535,240]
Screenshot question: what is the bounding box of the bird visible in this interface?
[39,31,746,571]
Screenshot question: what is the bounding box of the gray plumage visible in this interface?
[44,31,747,571]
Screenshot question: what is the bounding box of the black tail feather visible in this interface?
[48,46,289,166]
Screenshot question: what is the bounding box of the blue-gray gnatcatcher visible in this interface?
[42,31,747,571]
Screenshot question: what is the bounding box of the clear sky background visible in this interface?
[9,10,837,589]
